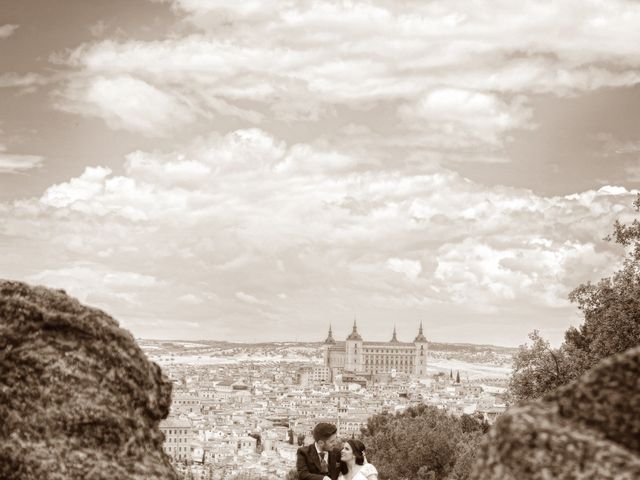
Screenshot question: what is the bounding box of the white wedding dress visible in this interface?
[337,463,378,480]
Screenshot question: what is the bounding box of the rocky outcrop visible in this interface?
[0,280,178,480]
[471,345,640,479]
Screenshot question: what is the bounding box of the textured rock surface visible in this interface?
[0,280,178,480]
[471,345,640,479]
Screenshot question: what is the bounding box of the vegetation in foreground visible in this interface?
[509,194,640,403]
[361,405,488,480]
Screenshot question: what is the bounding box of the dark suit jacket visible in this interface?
[296,443,340,480]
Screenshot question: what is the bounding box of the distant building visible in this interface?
[172,393,202,414]
[458,384,483,396]
[297,364,332,386]
[337,417,367,438]
[310,365,331,383]
[160,417,193,462]
[238,436,257,453]
[323,321,428,380]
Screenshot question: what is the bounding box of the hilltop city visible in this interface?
[142,322,514,479]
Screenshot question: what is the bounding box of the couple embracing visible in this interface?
[296,422,378,480]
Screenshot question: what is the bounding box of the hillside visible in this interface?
[138,339,516,379]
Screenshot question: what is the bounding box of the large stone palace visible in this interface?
[322,320,428,380]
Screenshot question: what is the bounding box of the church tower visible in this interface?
[323,325,336,366]
[390,325,399,343]
[345,319,363,373]
[413,322,428,377]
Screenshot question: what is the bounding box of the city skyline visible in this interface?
[2,1,640,346]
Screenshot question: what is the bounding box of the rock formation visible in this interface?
[471,345,640,479]
[0,280,178,480]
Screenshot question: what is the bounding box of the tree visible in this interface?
[361,404,475,480]
[445,433,483,480]
[565,207,640,376]
[357,406,489,480]
[459,414,489,435]
[509,194,640,402]
[567,195,640,361]
[508,330,573,403]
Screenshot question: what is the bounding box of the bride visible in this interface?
[338,439,378,480]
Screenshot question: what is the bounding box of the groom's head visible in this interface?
[313,422,338,452]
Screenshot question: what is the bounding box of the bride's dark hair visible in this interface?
[339,439,366,475]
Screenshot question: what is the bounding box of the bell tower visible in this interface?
[323,325,336,366]
[413,321,428,377]
[345,318,363,373]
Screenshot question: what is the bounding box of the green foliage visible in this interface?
[565,259,640,377]
[445,433,482,480]
[508,330,574,403]
[509,194,640,403]
[361,404,485,480]
[459,414,489,435]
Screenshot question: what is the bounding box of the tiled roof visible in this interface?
[160,417,193,428]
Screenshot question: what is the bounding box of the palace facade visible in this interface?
[322,321,428,380]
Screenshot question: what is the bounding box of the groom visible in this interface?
[296,422,340,480]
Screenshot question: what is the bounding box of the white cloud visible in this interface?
[41,166,111,208]
[4,0,640,345]
[0,24,18,39]
[386,258,422,281]
[56,75,196,135]
[236,291,262,304]
[0,153,43,173]
[3,126,637,343]
[54,0,640,153]
[0,72,48,89]
[596,185,631,196]
[27,265,158,304]
[178,293,204,304]
[399,89,532,148]
[103,271,159,288]
[275,144,361,174]
[124,150,211,187]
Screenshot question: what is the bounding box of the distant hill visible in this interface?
[138,339,518,354]
[428,342,518,354]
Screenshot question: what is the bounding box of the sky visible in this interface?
[1,0,640,346]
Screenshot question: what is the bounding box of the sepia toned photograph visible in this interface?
[1,1,639,479]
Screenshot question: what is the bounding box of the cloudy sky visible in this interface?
[2,0,640,346]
